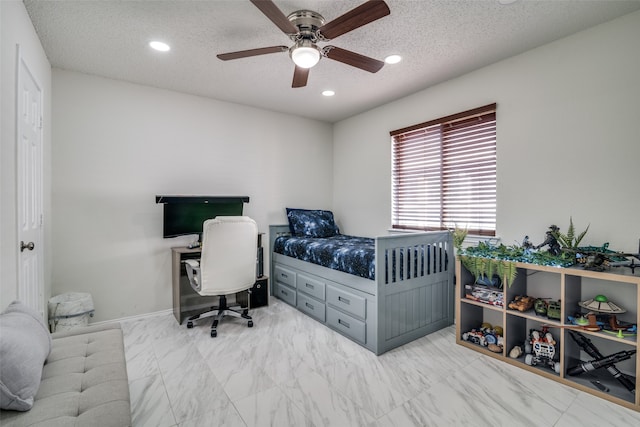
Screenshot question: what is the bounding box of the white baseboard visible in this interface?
[90,308,173,326]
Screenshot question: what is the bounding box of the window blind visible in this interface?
[390,104,497,236]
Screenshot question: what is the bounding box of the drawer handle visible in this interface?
[281,289,288,296]
[305,302,314,310]
[338,296,351,305]
[305,282,314,289]
[281,273,288,278]
[338,319,350,329]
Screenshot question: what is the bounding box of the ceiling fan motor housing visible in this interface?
[287,10,325,42]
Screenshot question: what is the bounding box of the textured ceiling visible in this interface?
[24,0,640,123]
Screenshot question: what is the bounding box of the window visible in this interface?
[390,103,497,236]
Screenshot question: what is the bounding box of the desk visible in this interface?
[171,246,269,324]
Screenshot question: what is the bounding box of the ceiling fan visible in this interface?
[217,0,391,88]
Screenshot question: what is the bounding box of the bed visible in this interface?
[269,209,454,355]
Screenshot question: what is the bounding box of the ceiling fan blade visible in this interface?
[318,0,390,40]
[217,46,288,61]
[292,66,309,88]
[324,46,384,73]
[250,0,298,34]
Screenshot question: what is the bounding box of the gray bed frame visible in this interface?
[269,225,454,355]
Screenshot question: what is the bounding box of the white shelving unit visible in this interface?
[456,258,640,411]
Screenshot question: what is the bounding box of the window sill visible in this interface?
[387,228,501,248]
[462,235,501,247]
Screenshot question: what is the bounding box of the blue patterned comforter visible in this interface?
[274,235,375,280]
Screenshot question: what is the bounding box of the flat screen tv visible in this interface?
[156,196,249,240]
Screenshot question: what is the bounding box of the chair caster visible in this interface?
[243,309,249,316]
[248,320,254,328]
[187,321,194,329]
[211,330,217,338]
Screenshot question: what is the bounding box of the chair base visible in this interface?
[186,295,253,337]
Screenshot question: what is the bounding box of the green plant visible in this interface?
[552,217,589,249]
[458,228,580,287]
[452,226,468,251]
[496,259,518,288]
[459,253,518,288]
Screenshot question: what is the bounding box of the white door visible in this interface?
[16,49,45,318]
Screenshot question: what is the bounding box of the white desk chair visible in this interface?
[183,216,258,337]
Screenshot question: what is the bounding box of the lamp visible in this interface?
[290,40,320,69]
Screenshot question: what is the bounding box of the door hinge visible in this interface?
[39,116,43,129]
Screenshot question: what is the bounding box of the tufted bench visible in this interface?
[1,323,131,427]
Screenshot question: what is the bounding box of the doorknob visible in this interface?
[20,241,35,252]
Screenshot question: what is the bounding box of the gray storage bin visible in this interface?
[48,292,95,332]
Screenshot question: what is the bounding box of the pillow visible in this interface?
[286,208,340,238]
[0,301,52,411]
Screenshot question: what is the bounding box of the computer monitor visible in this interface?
[156,195,249,241]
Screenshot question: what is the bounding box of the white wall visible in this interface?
[0,1,52,310]
[333,11,640,254]
[52,70,333,322]
[10,6,639,323]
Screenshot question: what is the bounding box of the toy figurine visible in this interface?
[535,225,562,256]
[509,345,523,358]
[522,235,536,255]
[488,343,502,353]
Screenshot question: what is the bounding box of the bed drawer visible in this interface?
[297,273,326,301]
[326,285,366,320]
[274,282,296,306]
[326,306,366,344]
[274,265,296,288]
[297,293,325,322]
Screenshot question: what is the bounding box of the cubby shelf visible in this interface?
[456,258,640,411]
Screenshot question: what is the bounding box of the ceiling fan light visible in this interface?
[291,45,321,69]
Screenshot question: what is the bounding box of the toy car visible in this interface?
[462,329,487,346]
[465,284,504,307]
[547,301,561,320]
[534,298,548,316]
[508,295,534,312]
[462,324,504,349]
[524,327,560,373]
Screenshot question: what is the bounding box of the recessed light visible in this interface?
[322,90,335,97]
[149,41,170,52]
[385,55,402,64]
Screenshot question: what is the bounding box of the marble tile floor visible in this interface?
[120,298,640,427]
